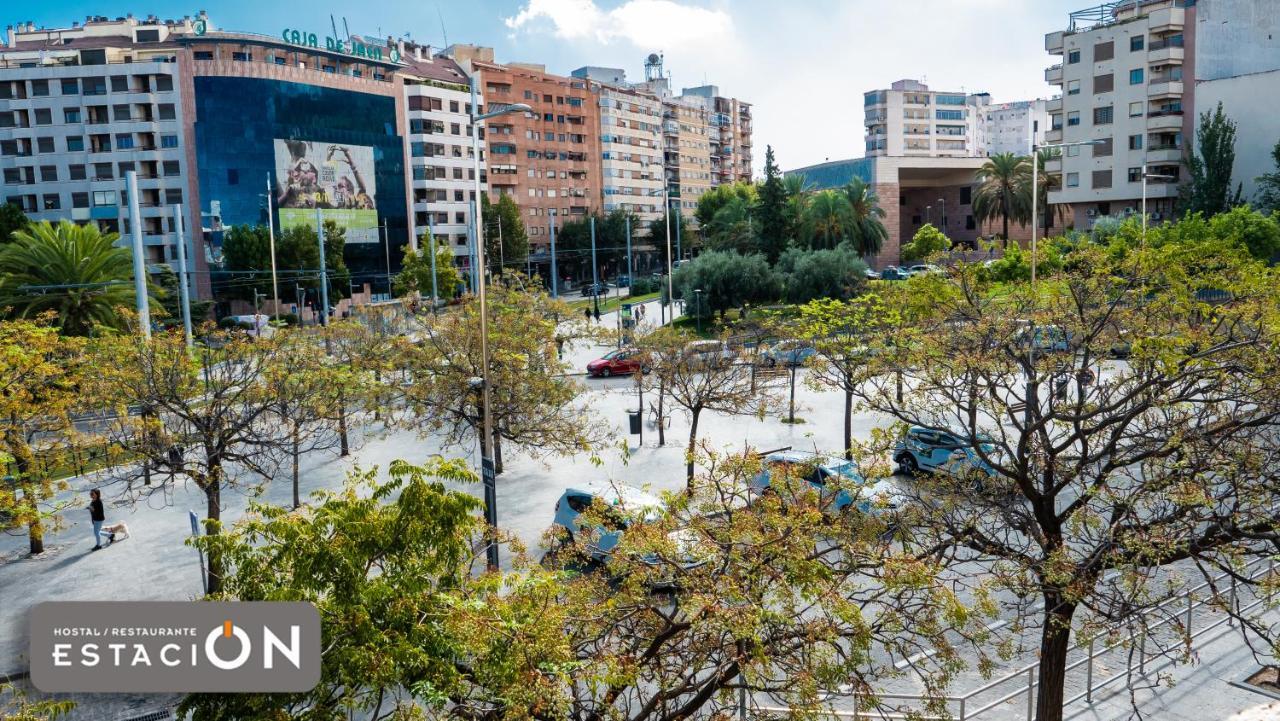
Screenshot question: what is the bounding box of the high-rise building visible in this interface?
[680,85,753,186]
[983,99,1051,156]
[662,98,713,217]
[863,80,990,158]
[570,67,664,226]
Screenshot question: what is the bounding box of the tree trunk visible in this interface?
[685,408,701,494]
[203,463,224,595]
[337,390,350,457]
[291,424,300,509]
[843,387,854,461]
[6,431,43,555]
[657,377,666,447]
[788,365,797,423]
[493,425,504,476]
[1035,595,1077,721]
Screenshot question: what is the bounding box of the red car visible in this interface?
[587,348,645,377]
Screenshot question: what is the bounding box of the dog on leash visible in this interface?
[101,521,130,544]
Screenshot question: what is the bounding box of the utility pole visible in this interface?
[126,170,151,338]
[549,210,559,298]
[425,224,439,311]
[295,283,304,325]
[468,199,480,294]
[381,220,392,299]
[172,204,193,349]
[497,213,505,279]
[590,215,600,315]
[266,173,280,317]
[625,214,633,300]
[674,194,683,261]
[315,206,330,326]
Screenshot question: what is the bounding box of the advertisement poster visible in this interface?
[274,139,379,243]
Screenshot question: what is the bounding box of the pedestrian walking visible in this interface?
[593,307,601,323]
[88,489,106,551]
[584,307,592,323]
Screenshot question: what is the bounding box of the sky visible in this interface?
[12,0,1085,173]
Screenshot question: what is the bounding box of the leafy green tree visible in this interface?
[901,223,952,263]
[802,189,854,249]
[670,249,777,319]
[774,245,868,303]
[981,241,1062,283]
[1207,205,1280,261]
[0,220,148,335]
[1254,139,1280,213]
[0,202,28,245]
[704,195,757,253]
[972,152,1031,243]
[1,682,73,720]
[694,181,757,231]
[645,209,690,269]
[1181,101,1243,217]
[220,221,349,303]
[1032,148,1067,237]
[754,145,789,263]
[394,233,463,301]
[481,192,529,272]
[782,173,812,246]
[841,177,889,257]
[153,266,214,325]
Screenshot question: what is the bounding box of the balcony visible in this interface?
[1046,30,1065,54]
[1147,112,1183,131]
[1044,157,1062,173]
[1046,97,1063,113]
[1148,80,1183,99]
[1145,147,1182,164]
[1148,45,1184,64]
[1045,64,1063,84]
[1148,7,1185,33]
[1046,128,1063,143]
[1143,181,1181,198]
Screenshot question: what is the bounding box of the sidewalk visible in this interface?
[560,295,683,374]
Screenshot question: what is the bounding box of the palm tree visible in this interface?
[972,152,1032,245]
[782,174,813,246]
[1032,148,1067,239]
[803,190,854,249]
[841,177,888,257]
[0,220,145,335]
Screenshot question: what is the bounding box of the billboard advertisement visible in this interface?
[274,139,379,243]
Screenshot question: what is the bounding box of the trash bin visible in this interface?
[627,409,642,435]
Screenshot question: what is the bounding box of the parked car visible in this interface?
[893,427,996,483]
[864,267,882,280]
[586,348,645,377]
[580,282,608,297]
[761,339,816,367]
[614,274,632,288]
[907,264,943,276]
[1013,321,1072,353]
[684,339,737,368]
[881,266,908,281]
[750,450,903,517]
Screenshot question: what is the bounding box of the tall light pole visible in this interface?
[172,204,192,349]
[647,188,674,323]
[549,209,559,298]
[315,206,330,326]
[589,215,600,315]
[1141,164,1176,246]
[624,214,633,299]
[469,72,532,571]
[125,170,151,339]
[925,205,932,227]
[265,174,280,317]
[936,197,945,229]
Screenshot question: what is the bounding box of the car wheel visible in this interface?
[897,453,919,476]
[600,367,612,378]
[764,357,776,368]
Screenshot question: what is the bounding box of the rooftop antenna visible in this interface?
[342,17,350,41]
[329,14,339,43]
[436,5,448,48]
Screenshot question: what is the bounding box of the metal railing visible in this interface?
[748,556,1276,721]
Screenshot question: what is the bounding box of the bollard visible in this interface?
[1026,667,1035,721]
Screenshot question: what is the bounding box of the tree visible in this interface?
[154,266,214,326]
[0,202,28,245]
[754,145,789,263]
[694,181,757,231]
[1254,139,1280,213]
[842,177,889,257]
[0,220,147,336]
[850,237,1280,721]
[265,330,348,508]
[398,283,604,476]
[782,173,813,247]
[1,682,73,721]
[901,223,952,263]
[0,319,86,554]
[394,233,463,303]
[645,209,691,269]
[775,245,868,303]
[703,195,757,253]
[1181,102,1243,217]
[789,296,879,459]
[972,152,1031,243]
[1031,148,1067,238]
[481,192,529,273]
[93,329,295,593]
[219,221,350,303]
[670,250,777,319]
[639,328,779,489]
[802,190,855,249]
[1207,205,1280,261]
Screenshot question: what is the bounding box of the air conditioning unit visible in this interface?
[1150,212,1163,221]
[1086,208,1098,218]
[1122,207,1136,217]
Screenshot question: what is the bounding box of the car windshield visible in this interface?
[824,460,860,480]
[602,350,623,360]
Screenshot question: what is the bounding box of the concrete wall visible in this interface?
[1194,69,1280,202]
[1194,0,1280,81]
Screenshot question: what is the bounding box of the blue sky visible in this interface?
[13,0,1085,172]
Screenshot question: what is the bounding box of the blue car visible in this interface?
[1014,322,1071,353]
[761,340,817,367]
[750,450,903,517]
[881,266,908,281]
[552,484,663,561]
[893,427,996,483]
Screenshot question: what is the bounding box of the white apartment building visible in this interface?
[983,99,1051,156]
[1,15,198,271]
[596,84,664,225]
[1044,0,1188,227]
[401,48,485,267]
[864,80,989,158]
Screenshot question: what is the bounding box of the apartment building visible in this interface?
[681,85,753,185]
[570,68,664,226]
[864,80,990,158]
[400,47,486,266]
[662,98,714,216]
[984,99,1051,156]
[1,15,198,280]
[1044,0,1189,227]
[448,47,602,250]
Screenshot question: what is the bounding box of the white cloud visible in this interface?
[504,0,734,48]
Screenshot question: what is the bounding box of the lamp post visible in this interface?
[1141,164,1176,246]
[263,175,280,318]
[469,73,532,571]
[925,205,932,227]
[936,197,945,229]
[646,187,674,324]
[693,289,703,334]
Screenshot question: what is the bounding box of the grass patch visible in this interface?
[567,291,660,314]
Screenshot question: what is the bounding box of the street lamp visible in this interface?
[936,197,945,228]
[925,205,932,226]
[469,74,532,571]
[693,289,703,333]
[1141,164,1176,245]
[646,187,675,324]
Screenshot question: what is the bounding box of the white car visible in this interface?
[683,340,737,368]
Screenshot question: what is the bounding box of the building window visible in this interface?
[39,165,57,182]
[1067,111,1080,127]
[1127,167,1143,182]
[92,190,115,206]
[158,104,176,120]
[194,50,214,60]
[155,75,173,92]
[1067,50,1081,64]
[36,137,54,153]
[936,109,964,121]
[66,136,84,152]
[1066,79,1080,96]
[30,79,49,97]
[83,78,106,96]
[965,215,976,230]
[1093,74,1114,93]
[61,78,79,95]
[1093,106,1114,125]
[1066,172,1079,187]
[163,160,180,176]
[110,75,129,92]
[72,192,89,208]
[1129,68,1144,85]
[161,134,178,148]
[1092,137,1113,156]
[64,108,82,123]
[43,193,60,210]
[960,186,972,205]
[1094,41,1114,61]
[1066,145,1080,157]
[69,164,86,180]
[227,168,239,185]
[1091,170,1112,189]
[1128,134,1143,150]
[232,52,252,62]
[165,189,183,204]
[115,134,134,150]
[1129,101,1144,117]
[1130,35,1145,52]
[34,108,52,125]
